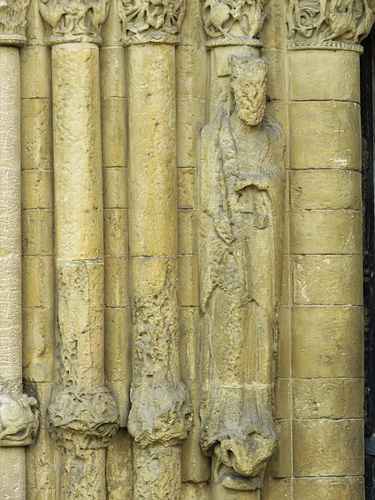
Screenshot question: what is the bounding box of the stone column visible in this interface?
[286,2,372,497]
[0,3,39,500]
[38,2,119,497]
[118,3,192,498]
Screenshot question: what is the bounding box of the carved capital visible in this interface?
[287,0,375,52]
[0,391,39,447]
[0,0,30,46]
[39,0,109,45]
[118,0,186,45]
[201,0,267,48]
[47,386,120,450]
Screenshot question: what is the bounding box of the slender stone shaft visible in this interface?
[0,46,25,500]
[127,42,191,499]
[0,33,38,498]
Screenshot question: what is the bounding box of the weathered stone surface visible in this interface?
[199,56,285,491]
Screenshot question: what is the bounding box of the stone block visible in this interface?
[178,167,197,209]
[177,99,206,167]
[292,255,363,305]
[293,419,363,477]
[277,306,291,378]
[290,170,362,210]
[100,47,126,98]
[289,102,361,171]
[293,378,363,419]
[178,256,199,307]
[292,306,363,378]
[22,170,53,209]
[288,49,360,102]
[102,97,127,168]
[293,477,364,500]
[290,211,362,255]
[104,307,131,382]
[176,46,207,100]
[103,167,128,209]
[21,98,52,171]
[23,256,53,309]
[262,49,287,101]
[178,210,198,256]
[104,208,129,257]
[104,255,130,308]
[21,47,51,99]
[22,210,53,256]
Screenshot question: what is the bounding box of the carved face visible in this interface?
[230,57,268,127]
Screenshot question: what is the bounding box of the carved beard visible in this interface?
[237,101,266,127]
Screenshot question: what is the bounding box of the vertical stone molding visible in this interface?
[119,2,193,494]
[0,3,40,497]
[286,7,371,496]
[39,3,120,496]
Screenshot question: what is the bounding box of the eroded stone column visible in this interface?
[38,2,119,497]
[118,3,192,497]
[0,4,39,500]
[287,1,372,497]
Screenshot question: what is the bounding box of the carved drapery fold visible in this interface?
[287,0,375,52]
[201,0,267,47]
[118,0,186,44]
[39,0,109,44]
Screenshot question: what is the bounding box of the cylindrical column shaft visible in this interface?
[288,47,364,497]
[53,43,104,388]
[0,47,22,387]
[127,42,191,498]
[0,46,26,500]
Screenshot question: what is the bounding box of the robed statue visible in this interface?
[199,56,285,490]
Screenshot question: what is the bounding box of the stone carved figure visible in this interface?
[199,56,285,491]
[201,0,266,46]
[287,0,375,45]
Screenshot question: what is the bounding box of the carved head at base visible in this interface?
[213,430,277,490]
[0,394,39,446]
[229,56,268,127]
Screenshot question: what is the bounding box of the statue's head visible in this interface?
[230,56,268,127]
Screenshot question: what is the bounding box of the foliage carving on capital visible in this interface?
[287,0,375,50]
[118,0,186,45]
[201,0,267,47]
[39,0,109,45]
[0,0,30,46]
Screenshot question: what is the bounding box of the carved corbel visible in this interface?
[118,0,186,44]
[287,0,375,52]
[39,0,109,44]
[200,0,267,47]
[0,384,38,447]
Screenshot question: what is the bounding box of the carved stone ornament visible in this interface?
[39,0,109,45]
[0,382,39,446]
[287,0,375,52]
[48,386,120,450]
[201,0,267,47]
[0,0,30,46]
[199,56,285,490]
[118,0,186,45]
